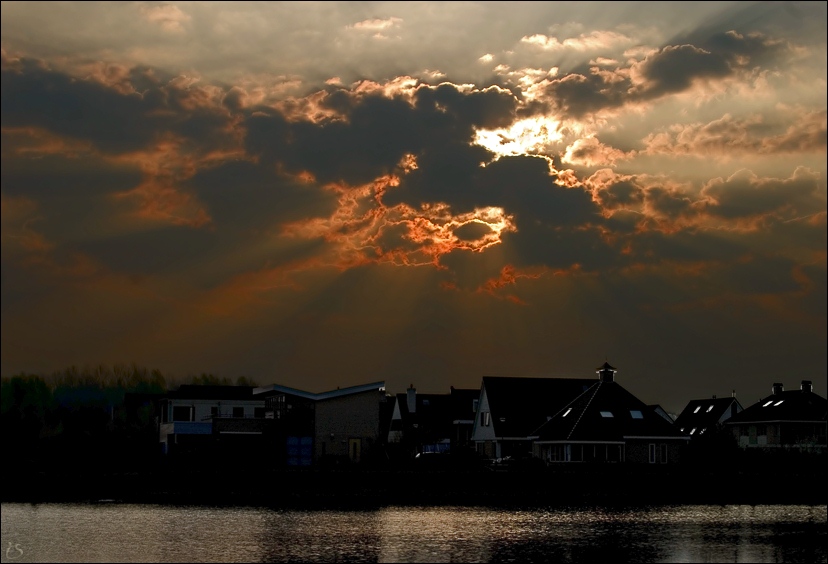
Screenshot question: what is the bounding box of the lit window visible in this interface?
[693,406,701,413]
[680,427,685,432]
[700,428,706,434]
[762,400,773,407]
[563,408,572,417]
[690,428,696,435]
[706,405,714,412]
[600,411,613,418]
[630,410,644,419]
[773,400,784,406]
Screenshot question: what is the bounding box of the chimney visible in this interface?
[596,361,616,383]
[407,384,416,413]
[801,380,813,393]
[731,390,736,398]
[772,383,784,395]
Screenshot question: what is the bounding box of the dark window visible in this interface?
[172,406,192,422]
[232,407,244,418]
[254,407,265,418]
[660,443,668,464]
[649,443,657,464]
[211,407,218,418]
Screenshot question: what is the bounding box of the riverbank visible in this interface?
[4,463,825,508]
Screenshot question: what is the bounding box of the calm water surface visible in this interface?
[1,503,825,563]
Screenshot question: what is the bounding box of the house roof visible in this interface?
[725,385,826,425]
[450,387,480,421]
[253,381,386,401]
[674,397,742,434]
[531,380,688,443]
[482,376,594,438]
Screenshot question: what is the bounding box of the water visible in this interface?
[1,503,825,563]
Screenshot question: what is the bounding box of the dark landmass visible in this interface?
[4,461,825,509]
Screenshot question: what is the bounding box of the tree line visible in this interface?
[1,363,257,473]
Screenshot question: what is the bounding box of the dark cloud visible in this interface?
[1,59,157,153]
[187,160,337,229]
[699,168,824,220]
[632,44,731,97]
[1,57,235,155]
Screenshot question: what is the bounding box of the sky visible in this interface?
[1,1,825,415]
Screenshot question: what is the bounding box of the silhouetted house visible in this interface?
[471,375,594,460]
[386,385,480,458]
[724,381,827,453]
[158,385,265,457]
[450,386,481,453]
[675,394,743,439]
[530,363,690,464]
[255,381,387,466]
[386,385,453,457]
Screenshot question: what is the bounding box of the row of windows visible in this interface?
[170,405,261,422]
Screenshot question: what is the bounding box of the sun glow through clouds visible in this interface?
[474,118,564,161]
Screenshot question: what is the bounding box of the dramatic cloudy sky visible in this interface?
[2,1,825,413]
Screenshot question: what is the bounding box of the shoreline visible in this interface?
[4,465,826,508]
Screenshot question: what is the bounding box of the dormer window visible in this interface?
[562,408,572,417]
[630,410,643,419]
[762,400,774,407]
[600,411,613,418]
[773,400,784,406]
[693,406,701,413]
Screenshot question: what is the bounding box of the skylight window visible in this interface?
[600,411,613,418]
[690,428,696,435]
[630,410,644,419]
[562,408,572,417]
[773,400,784,406]
[706,405,714,412]
[762,400,774,407]
[693,406,701,413]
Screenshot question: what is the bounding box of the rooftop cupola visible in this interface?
[801,380,813,393]
[772,382,784,395]
[596,361,617,383]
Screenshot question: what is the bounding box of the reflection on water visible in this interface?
[1,503,825,563]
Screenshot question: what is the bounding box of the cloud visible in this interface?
[643,110,827,157]
[521,30,634,52]
[698,167,826,222]
[140,3,191,33]
[563,135,632,167]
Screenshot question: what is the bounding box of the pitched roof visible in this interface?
[532,380,687,442]
[725,386,826,425]
[674,397,742,434]
[482,376,594,438]
[253,381,385,401]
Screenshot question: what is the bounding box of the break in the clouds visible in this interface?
[1,1,825,414]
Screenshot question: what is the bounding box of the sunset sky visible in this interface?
[1,1,825,414]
